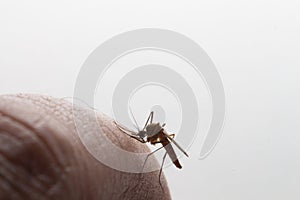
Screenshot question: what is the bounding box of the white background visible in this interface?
[1,1,300,199]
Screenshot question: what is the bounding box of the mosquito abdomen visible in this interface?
[172,159,182,169]
[162,140,182,169]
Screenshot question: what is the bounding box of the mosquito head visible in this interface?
[137,130,147,139]
[145,123,162,137]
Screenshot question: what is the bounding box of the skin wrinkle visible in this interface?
[0,116,69,199]
[0,155,47,200]
[0,156,26,199]
[0,110,66,173]
[0,94,171,200]
[0,108,71,173]
[0,143,42,192]
[0,114,63,186]
[0,119,59,192]
[0,172,24,200]
[0,146,51,200]
[0,98,82,199]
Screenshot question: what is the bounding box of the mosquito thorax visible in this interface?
[145,123,163,137]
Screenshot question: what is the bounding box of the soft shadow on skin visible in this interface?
[0,94,171,200]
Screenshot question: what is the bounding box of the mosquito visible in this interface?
[114,110,189,189]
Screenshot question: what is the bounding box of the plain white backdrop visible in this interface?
[1,1,300,199]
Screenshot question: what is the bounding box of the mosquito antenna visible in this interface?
[129,105,140,132]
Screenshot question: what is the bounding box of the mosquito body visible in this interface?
[114,111,188,189]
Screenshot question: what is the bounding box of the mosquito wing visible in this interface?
[166,134,189,157]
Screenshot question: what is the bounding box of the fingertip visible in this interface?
[0,94,172,200]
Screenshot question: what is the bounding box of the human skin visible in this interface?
[0,94,171,200]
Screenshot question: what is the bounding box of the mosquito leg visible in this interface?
[142,111,154,130]
[129,106,140,131]
[141,145,164,172]
[150,111,153,123]
[159,152,168,192]
[129,135,146,143]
